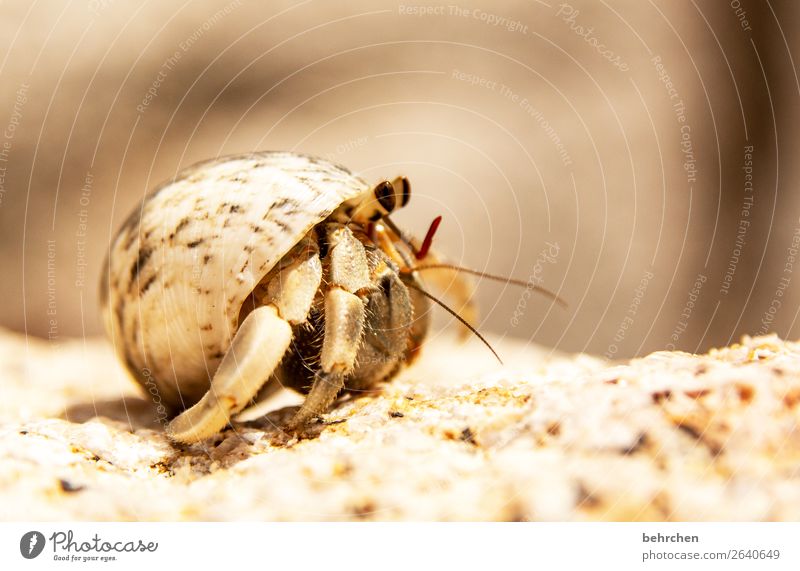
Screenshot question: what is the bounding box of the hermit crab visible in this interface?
[100,152,561,443]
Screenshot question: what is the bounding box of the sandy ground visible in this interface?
[1,328,799,521]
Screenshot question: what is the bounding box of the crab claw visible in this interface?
[166,304,292,443]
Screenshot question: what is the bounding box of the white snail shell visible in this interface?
[100,152,367,410]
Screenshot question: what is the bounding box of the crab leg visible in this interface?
[167,238,322,443]
[286,224,369,430]
[285,288,365,430]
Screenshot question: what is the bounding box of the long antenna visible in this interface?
[411,263,568,308]
[405,281,503,365]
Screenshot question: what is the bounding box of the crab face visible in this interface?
[100,152,475,443]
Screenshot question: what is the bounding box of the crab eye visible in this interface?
[375,181,396,213]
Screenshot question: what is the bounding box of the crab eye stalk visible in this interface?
[350,176,411,224]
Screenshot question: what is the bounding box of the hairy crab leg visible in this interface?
[285,224,370,431]
[284,288,365,431]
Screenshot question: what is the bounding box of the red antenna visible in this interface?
[416,215,442,260]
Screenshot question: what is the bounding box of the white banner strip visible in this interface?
[1,523,797,570]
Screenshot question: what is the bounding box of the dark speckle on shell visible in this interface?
[129,246,153,285]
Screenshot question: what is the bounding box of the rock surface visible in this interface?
[1,327,799,521]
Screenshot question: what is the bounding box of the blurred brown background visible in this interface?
[1,0,798,358]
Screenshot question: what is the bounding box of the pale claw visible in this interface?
[167,304,291,443]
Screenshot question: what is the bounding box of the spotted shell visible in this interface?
[100,152,369,409]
